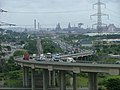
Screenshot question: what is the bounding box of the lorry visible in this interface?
[23,52,29,60]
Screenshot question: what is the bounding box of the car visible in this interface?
[35,57,45,61]
[92,61,97,64]
[52,57,60,62]
[116,61,120,64]
[52,54,60,62]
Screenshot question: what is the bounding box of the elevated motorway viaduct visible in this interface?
[15,59,120,90]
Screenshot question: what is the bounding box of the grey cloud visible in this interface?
[1,0,119,28]
[86,0,120,3]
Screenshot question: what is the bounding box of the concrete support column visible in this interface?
[73,73,77,90]
[52,71,56,87]
[88,72,97,90]
[59,70,66,90]
[23,67,29,87]
[84,56,87,61]
[88,56,90,61]
[49,71,52,87]
[43,69,48,90]
[31,69,35,90]
[80,57,82,61]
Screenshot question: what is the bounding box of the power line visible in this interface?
[107,19,120,24]
[106,8,120,16]
[6,9,93,14]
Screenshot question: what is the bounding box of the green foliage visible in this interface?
[106,34,120,39]
[0,59,6,73]
[24,38,62,54]
[4,79,22,87]
[95,44,120,55]
[3,46,11,51]
[42,39,62,53]
[77,76,88,87]
[0,44,2,52]
[1,70,23,87]
[105,78,120,90]
[6,71,21,79]
[24,39,37,54]
[99,58,119,63]
[13,50,27,56]
[98,86,106,90]
[0,57,20,73]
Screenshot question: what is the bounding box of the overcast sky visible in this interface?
[0,0,120,28]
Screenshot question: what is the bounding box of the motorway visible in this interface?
[58,51,93,58]
[15,58,120,75]
[16,58,120,68]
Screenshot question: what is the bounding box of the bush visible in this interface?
[13,50,27,56]
[105,78,120,90]
[98,86,106,90]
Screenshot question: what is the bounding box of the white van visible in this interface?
[66,57,76,62]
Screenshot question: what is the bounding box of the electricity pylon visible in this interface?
[90,0,109,34]
[90,0,109,53]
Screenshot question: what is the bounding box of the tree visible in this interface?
[105,78,120,90]
[24,38,62,54]
[24,39,37,54]
[13,50,27,56]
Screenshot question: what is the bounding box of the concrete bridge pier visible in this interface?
[31,69,35,90]
[49,71,52,87]
[88,72,97,90]
[52,71,56,87]
[43,69,49,90]
[23,67,29,87]
[48,71,56,87]
[59,70,66,90]
[84,56,87,61]
[73,73,77,90]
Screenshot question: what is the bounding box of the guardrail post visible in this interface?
[88,72,97,90]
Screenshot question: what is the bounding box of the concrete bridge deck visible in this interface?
[15,59,120,75]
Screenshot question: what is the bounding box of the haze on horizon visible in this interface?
[0,0,120,28]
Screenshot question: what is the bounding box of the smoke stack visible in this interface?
[34,19,36,30]
[38,22,40,30]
